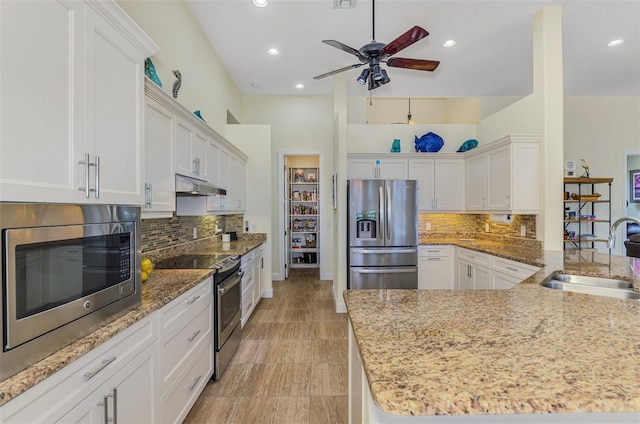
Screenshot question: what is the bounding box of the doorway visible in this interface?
[277,151,325,280]
[625,151,640,240]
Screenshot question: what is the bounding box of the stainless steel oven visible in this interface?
[0,203,141,380]
[214,257,242,380]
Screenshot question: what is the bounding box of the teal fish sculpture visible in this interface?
[144,57,162,87]
[414,132,444,152]
[456,139,478,152]
[194,110,206,123]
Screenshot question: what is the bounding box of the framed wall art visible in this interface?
[630,169,640,203]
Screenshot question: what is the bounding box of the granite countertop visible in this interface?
[344,248,640,417]
[0,236,266,407]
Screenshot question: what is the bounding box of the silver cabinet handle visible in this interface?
[84,356,116,381]
[187,329,201,342]
[78,153,91,198]
[193,157,198,174]
[506,266,518,272]
[148,182,153,207]
[506,194,511,208]
[144,183,151,208]
[94,156,100,199]
[435,198,438,210]
[188,375,203,391]
[102,387,117,424]
[187,295,201,305]
[427,257,441,261]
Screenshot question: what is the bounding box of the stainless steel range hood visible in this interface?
[175,174,226,196]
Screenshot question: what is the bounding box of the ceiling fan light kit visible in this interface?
[313,0,440,90]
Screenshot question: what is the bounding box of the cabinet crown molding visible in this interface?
[145,79,247,161]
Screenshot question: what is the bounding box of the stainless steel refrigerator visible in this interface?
[347,179,418,289]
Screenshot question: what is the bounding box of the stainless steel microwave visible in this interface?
[0,203,141,381]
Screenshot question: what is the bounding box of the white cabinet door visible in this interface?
[434,159,465,211]
[408,159,435,211]
[85,6,146,205]
[456,260,474,289]
[486,145,511,210]
[347,158,377,179]
[418,257,452,289]
[207,142,221,188]
[174,121,207,179]
[473,265,492,289]
[347,157,408,179]
[0,0,84,203]
[466,154,488,210]
[378,159,408,179]
[144,97,175,214]
[230,154,246,211]
[492,271,521,289]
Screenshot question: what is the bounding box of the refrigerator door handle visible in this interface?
[351,248,417,255]
[353,268,416,274]
[386,185,392,240]
[379,185,384,241]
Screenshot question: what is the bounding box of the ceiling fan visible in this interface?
[313,0,440,90]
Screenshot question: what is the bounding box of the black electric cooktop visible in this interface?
[154,254,234,270]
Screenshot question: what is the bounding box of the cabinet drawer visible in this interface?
[418,245,451,257]
[1,315,155,423]
[456,247,491,267]
[491,257,539,280]
[158,301,213,394]
[160,341,213,424]
[159,277,212,333]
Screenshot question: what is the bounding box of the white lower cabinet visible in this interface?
[0,277,216,424]
[418,246,453,289]
[0,314,157,424]
[454,246,539,290]
[241,250,258,328]
[59,343,157,424]
[157,278,213,424]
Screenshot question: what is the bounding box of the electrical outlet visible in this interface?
[193,227,197,239]
[425,222,431,231]
[520,225,526,237]
[485,223,490,232]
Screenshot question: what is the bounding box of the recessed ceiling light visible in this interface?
[607,39,624,47]
[252,0,268,7]
[295,83,304,89]
[250,82,261,88]
[442,40,457,48]
[267,48,280,56]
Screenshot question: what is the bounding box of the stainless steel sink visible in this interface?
[541,273,640,299]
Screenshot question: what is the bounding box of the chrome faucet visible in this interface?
[607,217,640,248]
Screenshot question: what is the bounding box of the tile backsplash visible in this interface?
[141,214,244,253]
[418,214,537,239]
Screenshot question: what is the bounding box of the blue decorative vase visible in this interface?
[390,139,401,153]
[456,139,478,152]
[144,57,162,87]
[414,132,444,152]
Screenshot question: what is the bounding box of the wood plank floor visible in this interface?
[183,269,348,424]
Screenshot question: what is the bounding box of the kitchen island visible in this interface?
[344,249,640,423]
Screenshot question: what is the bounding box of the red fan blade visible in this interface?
[382,26,429,56]
[322,40,367,61]
[386,57,440,72]
[313,63,365,80]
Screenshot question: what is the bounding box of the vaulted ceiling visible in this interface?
[187,0,639,99]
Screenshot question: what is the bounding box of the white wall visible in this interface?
[226,124,273,294]
[564,96,640,254]
[117,0,242,136]
[348,124,477,154]
[242,96,334,281]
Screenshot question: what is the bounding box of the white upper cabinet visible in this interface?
[409,158,464,212]
[347,156,408,179]
[466,135,540,214]
[174,121,208,180]
[144,87,176,216]
[0,0,158,204]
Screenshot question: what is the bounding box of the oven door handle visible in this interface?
[218,274,241,295]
